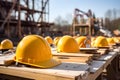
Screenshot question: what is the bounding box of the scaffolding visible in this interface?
[72,8,95,36]
[0,0,52,39]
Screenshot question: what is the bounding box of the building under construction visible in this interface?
[72,8,112,37]
[0,0,53,41]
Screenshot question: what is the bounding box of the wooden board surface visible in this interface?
[51,47,96,58]
[0,53,90,80]
[52,52,93,57]
[51,48,102,59]
[86,52,117,80]
[0,62,90,80]
[0,53,15,65]
[89,61,105,73]
[98,52,117,68]
[86,61,106,80]
[97,49,110,55]
[0,49,118,80]
[52,50,100,61]
[53,56,91,64]
[98,52,117,61]
[113,48,120,52]
[80,48,98,51]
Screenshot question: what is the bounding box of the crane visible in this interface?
[72,8,94,36]
[72,8,112,37]
[74,8,93,17]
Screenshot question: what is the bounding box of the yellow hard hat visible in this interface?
[93,36,108,47]
[76,36,91,48]
[53,37,61,46]
[91,37,96,42]
[14,35,61,68]
[45,36,53,45]
[106,38,115,45]
[91,37,96,47]
[57,35,79,53]
[0,39,13,49]
[113,37,120,43]
[75,36,86,48]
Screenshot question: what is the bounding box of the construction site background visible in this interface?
[0,0,120,45]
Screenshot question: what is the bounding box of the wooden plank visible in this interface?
[98,52,117,68]
[0,66,74,80]
[52,51,94,57]
[0,62,90,80]
[79,48,109,55]
[74,24,89,27]
[80,48,98,51]
[0,53,15,66]
[52,48,93,63]
[53,56,91,64]
[79,51,100,57]
[97,49,109,55]
[0,49,117,80]
[51,47,100,56]
[86,52,117,80]
[0,53,90,80]
[98,52,117,61]
[97,47,110,49]
[52,52,93,57]
[86,61,105,80]
[52,50,100,60]
[113,48,120,52]
[89,61,105,73]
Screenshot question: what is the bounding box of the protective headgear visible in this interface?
[76,36,91,48]
[106,38,115,45]
[53,37,61,46]
[0,39,13,49]
[91,37,96,42]
[93,36,108,47]
[113,37,120,43]
[45,36,53,45]
[14,35,61,68]
[91,37,96,47]
[57,35,79,53]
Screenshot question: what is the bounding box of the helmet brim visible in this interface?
[14,58,61,68]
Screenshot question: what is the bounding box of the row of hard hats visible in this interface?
[45,35,120,52]
[91,36,120,47]
[1,36,119,50]
[45,36,91,48]
[56,35,92,52]
[1,35,120,69]
[57,35,120,51]
[14,35,93,68]
[91,36,108,47]
[44,36,61,46]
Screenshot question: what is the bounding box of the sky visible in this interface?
[49,0,120,22]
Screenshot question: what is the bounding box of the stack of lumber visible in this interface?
[0,47,118,80]
[97,49,110,55]
[53,53,92,64]
[0,53,15,66]
[51,47,111,64]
